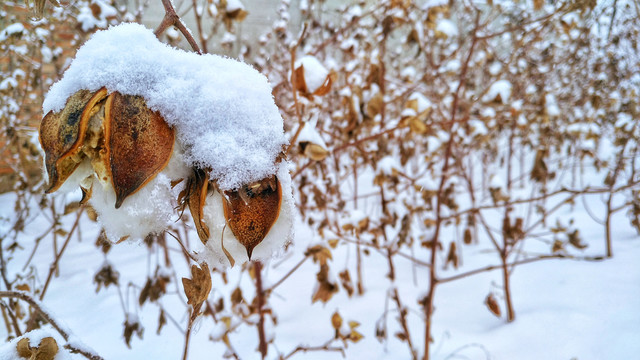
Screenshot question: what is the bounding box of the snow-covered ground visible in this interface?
[1,187,638,359]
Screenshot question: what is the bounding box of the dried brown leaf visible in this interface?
[17,336,59,360]
[305,245,333,266]
[485,294,501,318]
[182,263,212,313]
[331,311,342,330]
[186,169,211,244]
[312,264,338,303]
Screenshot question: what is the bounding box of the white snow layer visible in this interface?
[43,23,287,191]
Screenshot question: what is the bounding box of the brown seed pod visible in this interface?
[223,176,282,259]
[40,88,108,192]
[104,92,175,208]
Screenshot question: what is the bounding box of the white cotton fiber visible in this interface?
[88,146,190,242]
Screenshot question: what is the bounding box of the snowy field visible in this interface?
[1,1,640,359]
[1,187,639,360]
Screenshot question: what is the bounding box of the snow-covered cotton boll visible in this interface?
[195,162,295,267]
[89,146,190,242]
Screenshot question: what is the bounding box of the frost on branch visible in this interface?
[39,23,294,266]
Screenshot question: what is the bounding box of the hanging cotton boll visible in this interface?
[297,120,329,161]
[195,162,295,267]
[89,146,190,243]
[484,80,512,104]
[292,55,333,98]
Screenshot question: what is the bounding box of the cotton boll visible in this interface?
[89,146,190,242]
[196,162,295,267]
[251,162,295,259]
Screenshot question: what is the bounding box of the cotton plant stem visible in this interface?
[423,13,480,360]
[0,291,104,360]
[182,316,194,360]
[285,23,309,155]
[155,0,202,54]
[254,261,268,359]
[191,0,208,53]
[0,300,22,336]
[266,255,309,293]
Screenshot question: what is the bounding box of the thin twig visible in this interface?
[438,254,605,284]
[40,207,85,301]
[155,0,202,54]
[267,256,309,292]
[254,261,268,359]
[282,340,345,360]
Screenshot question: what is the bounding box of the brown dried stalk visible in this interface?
[422,12,481,360]
[254,261,268,359]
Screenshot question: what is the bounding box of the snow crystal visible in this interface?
[468,119,488,136]
[416,177,437,191]
[615,113,633,131]
[442,59,461,73]
[340,209,367,228]
[401,66,417,79]
[489,174,505,189]
[0,77,17,91]
[295,55,330,94]
[43,23,287,191]
[567,122,600,135]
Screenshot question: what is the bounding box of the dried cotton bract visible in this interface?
[40,23,294,266]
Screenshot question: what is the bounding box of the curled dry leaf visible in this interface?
[222,176,282,259]
[182,263,212,314]
[305,245,333,266]
[312,264,339,303]
[300,142,330,161]
[183,169,211,244]
[104,92,175,208]
[16,336,58,360]
[485,293,501,318]
[291,62,334,99]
